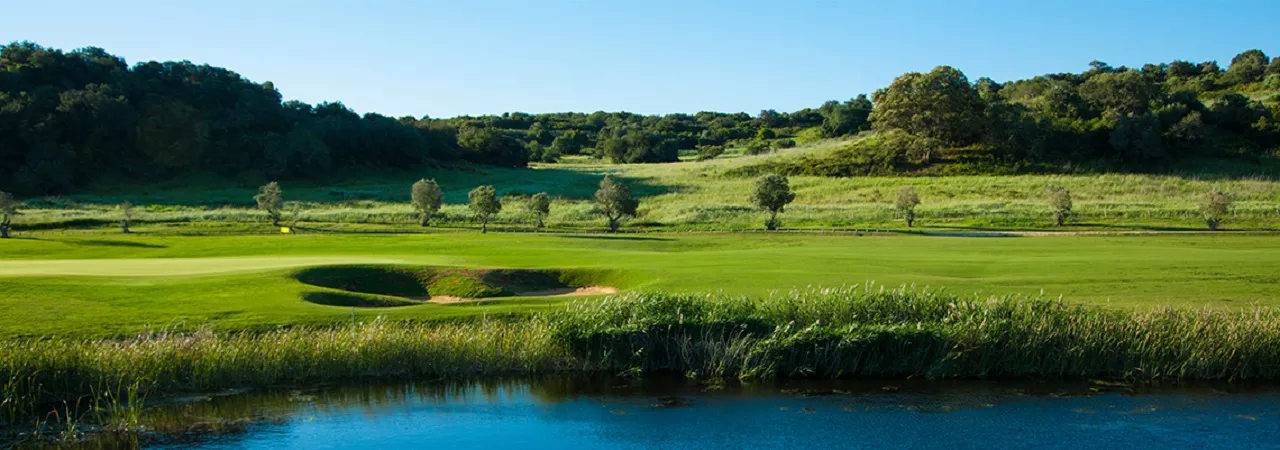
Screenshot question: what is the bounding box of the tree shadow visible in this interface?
[68,239,168,249]
[555,234,675,242]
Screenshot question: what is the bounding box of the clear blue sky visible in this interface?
[3,0,1276,118]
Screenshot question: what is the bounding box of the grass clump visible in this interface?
[7,286,1280,436]
[547,287,1280,380]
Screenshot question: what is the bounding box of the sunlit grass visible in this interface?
[11,138,1280,233]
[7,287,1280,438]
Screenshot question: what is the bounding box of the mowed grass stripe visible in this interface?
[0,232,1278,338]
[0,256,416,276]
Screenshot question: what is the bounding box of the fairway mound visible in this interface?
[296,265,621,306]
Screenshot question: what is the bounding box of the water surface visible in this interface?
[89,377,1280,448]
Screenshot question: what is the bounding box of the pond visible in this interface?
[70,377,1280,448]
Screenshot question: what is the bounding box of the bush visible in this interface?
[744,141,772,156]
[696,145,725,161]
[1200,189,1232,231]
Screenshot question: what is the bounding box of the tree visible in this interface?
[594,175,639,232]
[1166,60,1200,77]
[254,182,284,226]
[282,201,304,232]
[751,174,797,231]
[870,66,986,146]
[1226,49,1269,84]
[527,192,551,229]
[1109,113,1165,162]
[1047,186,1072,226]
[410,179,443,227]
[468,185,501,233]
[1200,189,1232,231]
[1079,70,1159,117]
[119,201,135,233]
[0,191,18,238]
[895,187,921,228]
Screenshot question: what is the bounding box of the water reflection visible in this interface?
[39,377,1280,449]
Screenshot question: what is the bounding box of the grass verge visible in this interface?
[6,286,1280,439]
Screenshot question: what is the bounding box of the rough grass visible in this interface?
[7,287,1280,437]
[9,137,1280,233]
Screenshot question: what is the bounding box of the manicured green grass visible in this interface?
[2,232,1279,338]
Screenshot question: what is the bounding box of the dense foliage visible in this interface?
[3,41,1278,197]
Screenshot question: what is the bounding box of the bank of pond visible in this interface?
[5,286,1280,444]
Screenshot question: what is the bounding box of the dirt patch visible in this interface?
[422,286,619,304]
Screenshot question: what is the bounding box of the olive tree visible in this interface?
[468,185,501,233]
[751,173,796,231]
[895,187,921,228]
[0,191,19,239]
[283,201,304,232]
[119,201,135,233]
[254,182,284,226]
[410,178,443,227]
[527,192,551,229]
[1200,189,1232,231]
[594,175,639,232]
[1047,186,1072,226]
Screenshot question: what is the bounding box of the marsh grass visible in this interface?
[6,287,1280,438]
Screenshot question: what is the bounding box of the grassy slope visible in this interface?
[14,138,1279,233]
[2,232,1279,338]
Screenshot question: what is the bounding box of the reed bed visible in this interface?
[5,287,1280,434]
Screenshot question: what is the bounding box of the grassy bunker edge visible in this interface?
[295,264,629,307]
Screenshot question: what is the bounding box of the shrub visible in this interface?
[468,185,502,233]
[410,179,444,227]
[1200,189,1232,231]
[254,182,284,226]
[751,174,796,231]
[0,191,17,239]
[594,176,639,232]
[527,192,551,229]
[696,145,725,161]
[1047,186,1072,226]
[895,187,921,227]
[744,141,771,156]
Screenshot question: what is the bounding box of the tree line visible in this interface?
[3,41,1278,197]
[0,171,1246,238]
[860,53,1280,172]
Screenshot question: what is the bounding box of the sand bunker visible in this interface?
[426,286,619,304]
[296,265,622,308]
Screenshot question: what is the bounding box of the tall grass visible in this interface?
[551,287,1280,380]
[6,287,1280,435]
[1,319,567,436]
[11,155,1280,233]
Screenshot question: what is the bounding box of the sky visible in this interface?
[2,0,1277,118]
